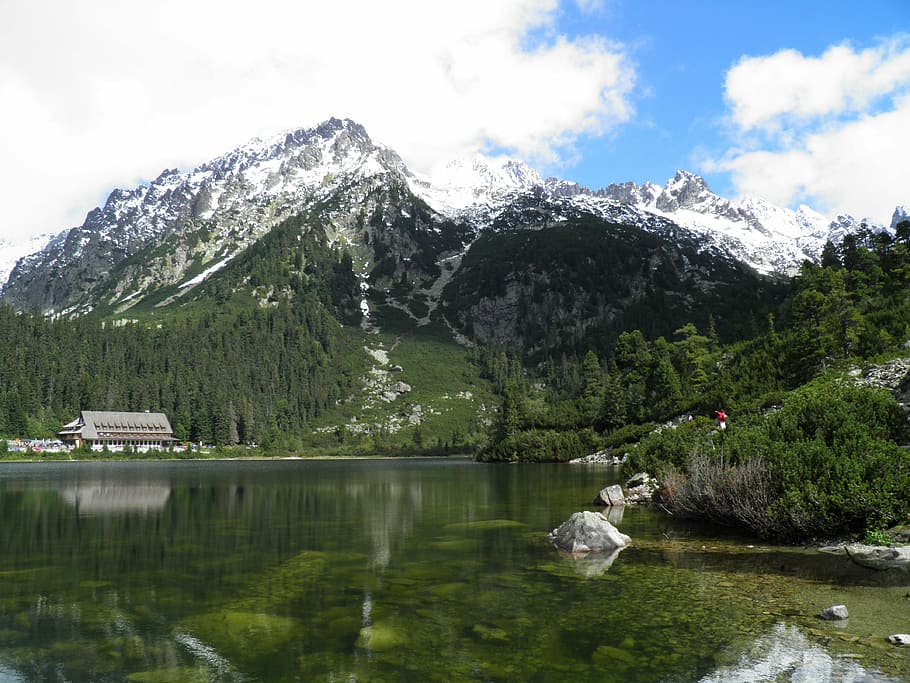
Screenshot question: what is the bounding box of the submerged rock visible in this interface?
[548,511,631,555]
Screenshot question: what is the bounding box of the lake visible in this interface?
[0,458,907,682]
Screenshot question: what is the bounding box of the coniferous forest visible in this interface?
[3,216,910,540]
[0,214,365,449]
[478,222,910,540]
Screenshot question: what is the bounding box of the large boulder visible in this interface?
[549,511,631,555]
[390,382,411,394]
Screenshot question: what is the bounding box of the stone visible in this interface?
[548,511,631,555]
[818,544,910,571]
[626,472,650,488]
[887,634,910,646]
[819,605,848,620]
[593,484,625,507]
[390,382,411,394]
[624,472,658,504]
[569,450,624,465]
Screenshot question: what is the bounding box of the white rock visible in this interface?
[548,511,631,555]
[819,605,848,620]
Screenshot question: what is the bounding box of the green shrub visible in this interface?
[863,528,891,546]
[601,422,656,450]
[623,417,717,477]
[640,378,910,541]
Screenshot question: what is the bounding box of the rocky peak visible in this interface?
[543,177,587,198]
[656,171,717,213]
[892,206,910,229]
[596,180,646,204]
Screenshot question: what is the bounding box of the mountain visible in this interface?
[0,117,896,321]
[0,231,61,290]
[1,118,463,316]
[2,117,906,452]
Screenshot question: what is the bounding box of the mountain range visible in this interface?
[0,117,904,325]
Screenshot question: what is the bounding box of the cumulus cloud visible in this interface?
[0,0,635,244]
[712,38,910,223]
[726,41,910,132]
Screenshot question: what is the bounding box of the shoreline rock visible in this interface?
[590,472,659,508]
[569,450,626,465]
[818,543,910,571]
[593,484,625,507]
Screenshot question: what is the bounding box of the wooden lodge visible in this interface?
[59,411,176,452]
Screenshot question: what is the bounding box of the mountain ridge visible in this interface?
[0,117,901,315]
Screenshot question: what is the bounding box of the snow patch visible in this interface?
[179,256,235,289]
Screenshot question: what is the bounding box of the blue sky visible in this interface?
[551,1,910,205]
[1,0,908,245]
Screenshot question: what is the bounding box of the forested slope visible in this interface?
[478,223,910,540]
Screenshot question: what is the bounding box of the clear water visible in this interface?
[0,459,906,682]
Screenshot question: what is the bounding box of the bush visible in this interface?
[758,380,910,539]
[659,453,780,535]
[639,378,910,541]
[601,422,656,450]
[864,528,891,546]
[623,417,717,477]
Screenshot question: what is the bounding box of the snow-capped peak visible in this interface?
[892,206,910,228]
[412,154,542,213]
[3,116,906,314]
[0,231,62,293]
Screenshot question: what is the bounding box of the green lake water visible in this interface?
[0,458,907,682]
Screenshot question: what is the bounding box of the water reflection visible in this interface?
[59,481,171,514]
[700,623,900,683]
[0,460,904,682]
[559,546,626,577]
[602,504,625,525]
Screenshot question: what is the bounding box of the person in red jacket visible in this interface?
[715,409,727,430]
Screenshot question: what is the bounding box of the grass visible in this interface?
[305,317,493,454]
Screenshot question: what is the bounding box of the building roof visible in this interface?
[63,411,175,440]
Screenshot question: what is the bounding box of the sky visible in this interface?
[1,0,908,246]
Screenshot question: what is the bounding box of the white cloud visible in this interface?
[711,38,910,224]
[0,0,635,244]
[726,40,910,132]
